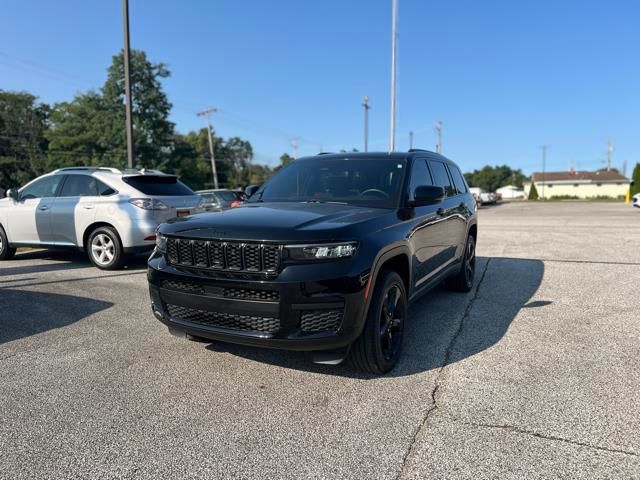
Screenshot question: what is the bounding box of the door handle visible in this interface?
[38,205,49,211]
[83,205,95,210]
[436,207,446,216]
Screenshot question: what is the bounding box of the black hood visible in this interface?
[159,202,395,242]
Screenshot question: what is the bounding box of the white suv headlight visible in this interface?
[287,242,358,260]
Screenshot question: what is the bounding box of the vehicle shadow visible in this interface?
[205,257,546,378]
[0,289,113,345]
[0,249,148,276]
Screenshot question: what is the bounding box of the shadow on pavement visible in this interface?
[0,249,148,276]
[0,289,113,344]
[203,257,545,378]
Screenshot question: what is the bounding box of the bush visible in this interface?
[631,163,640,196]
[528,182,539,200]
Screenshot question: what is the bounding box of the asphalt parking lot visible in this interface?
[1,202,639,479]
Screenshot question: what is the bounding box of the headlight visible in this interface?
[287,242,358,260]
[155,233,168,254]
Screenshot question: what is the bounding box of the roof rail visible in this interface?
[317,152,334,155]
[52,166,122,174]
[407,148,432,153]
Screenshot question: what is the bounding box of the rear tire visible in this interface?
[445,235,476,293]
[0,225,16,260]
[87,226,125,270]
[349,270,407,374]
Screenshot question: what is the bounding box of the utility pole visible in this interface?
[622,159,627,177]
[540,145,548,200]
[409,130,414,149]
[362,96,370,152]
[122,0,134,169]
[435,120,443,153]
[197,108,219,189]
[389,0,398,152]
[291,137,299,159]
[607,138,613,171]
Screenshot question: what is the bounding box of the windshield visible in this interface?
[123,175,195,196]
[251,157,406,208]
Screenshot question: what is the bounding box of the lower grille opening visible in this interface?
[166,304,280,334]
[222,288,280,301]
[162,280,205,295]
[300,309,343,333]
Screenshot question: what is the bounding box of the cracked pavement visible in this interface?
[1,202,639,479]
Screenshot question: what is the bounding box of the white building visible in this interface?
[496,185,525,199]
[524,170,630,199]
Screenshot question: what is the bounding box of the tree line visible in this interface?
[0,49,280,191]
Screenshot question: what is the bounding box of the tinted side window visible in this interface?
[123,176,194,196]
[408,159,433,200]
[60,175,98,197]
[97,180,117,196]
[428,161,455,197]
[21,176,63,200]
[448,164,468,195]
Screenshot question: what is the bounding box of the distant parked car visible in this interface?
[196,189,245,211]
[0,167,202,269]
[496,185,525,199]
[633,193,640,208]
[469,187,496,205]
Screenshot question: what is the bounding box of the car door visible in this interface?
[445,163,472,253]
[6,175,64,244]
[407,158,451,289]
[425,158,459,265]
[49,174,99,246]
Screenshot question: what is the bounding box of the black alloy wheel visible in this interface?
[350,270,407,374]
[446,235,476,293]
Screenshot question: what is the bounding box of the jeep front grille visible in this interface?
[166,238,281,274]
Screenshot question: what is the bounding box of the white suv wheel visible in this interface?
[91,234,115,265]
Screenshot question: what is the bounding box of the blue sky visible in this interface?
[1,0,639,174]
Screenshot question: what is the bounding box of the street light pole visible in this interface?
[197,108,219,189]
[362,96,370,152]
[435,120,443,153]
[389,0,398,152]
[540,145,548,200]
[122,0,134,169]
[409,130,413,149]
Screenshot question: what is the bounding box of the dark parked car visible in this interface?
[148,150,478,373]
[196,189,244,211]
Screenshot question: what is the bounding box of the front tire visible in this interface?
[87,226,125,270]
[349,270,407,374]
[0,225,16,260]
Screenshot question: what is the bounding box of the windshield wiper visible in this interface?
[302,200,349,205]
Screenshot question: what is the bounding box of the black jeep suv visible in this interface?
[147,151,477,373]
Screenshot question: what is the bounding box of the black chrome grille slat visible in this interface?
[166,237,280,274]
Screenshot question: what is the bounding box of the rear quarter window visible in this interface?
[123,176,194,196]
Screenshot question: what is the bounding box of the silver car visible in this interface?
[0,167,202,269]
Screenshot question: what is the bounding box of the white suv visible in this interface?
[0,167,202,269]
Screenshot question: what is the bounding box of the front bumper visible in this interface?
[147,252,370,351]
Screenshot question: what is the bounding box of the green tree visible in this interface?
[0,90,50,189]
[631,163,640,196]
[528,182,539,200]
[280,153,294,166]
[47,49,174,169]
[464,165,528,192]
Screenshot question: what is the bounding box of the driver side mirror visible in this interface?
[244,185,260,198]
[6,188,19,201]
[411,185,444,206]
